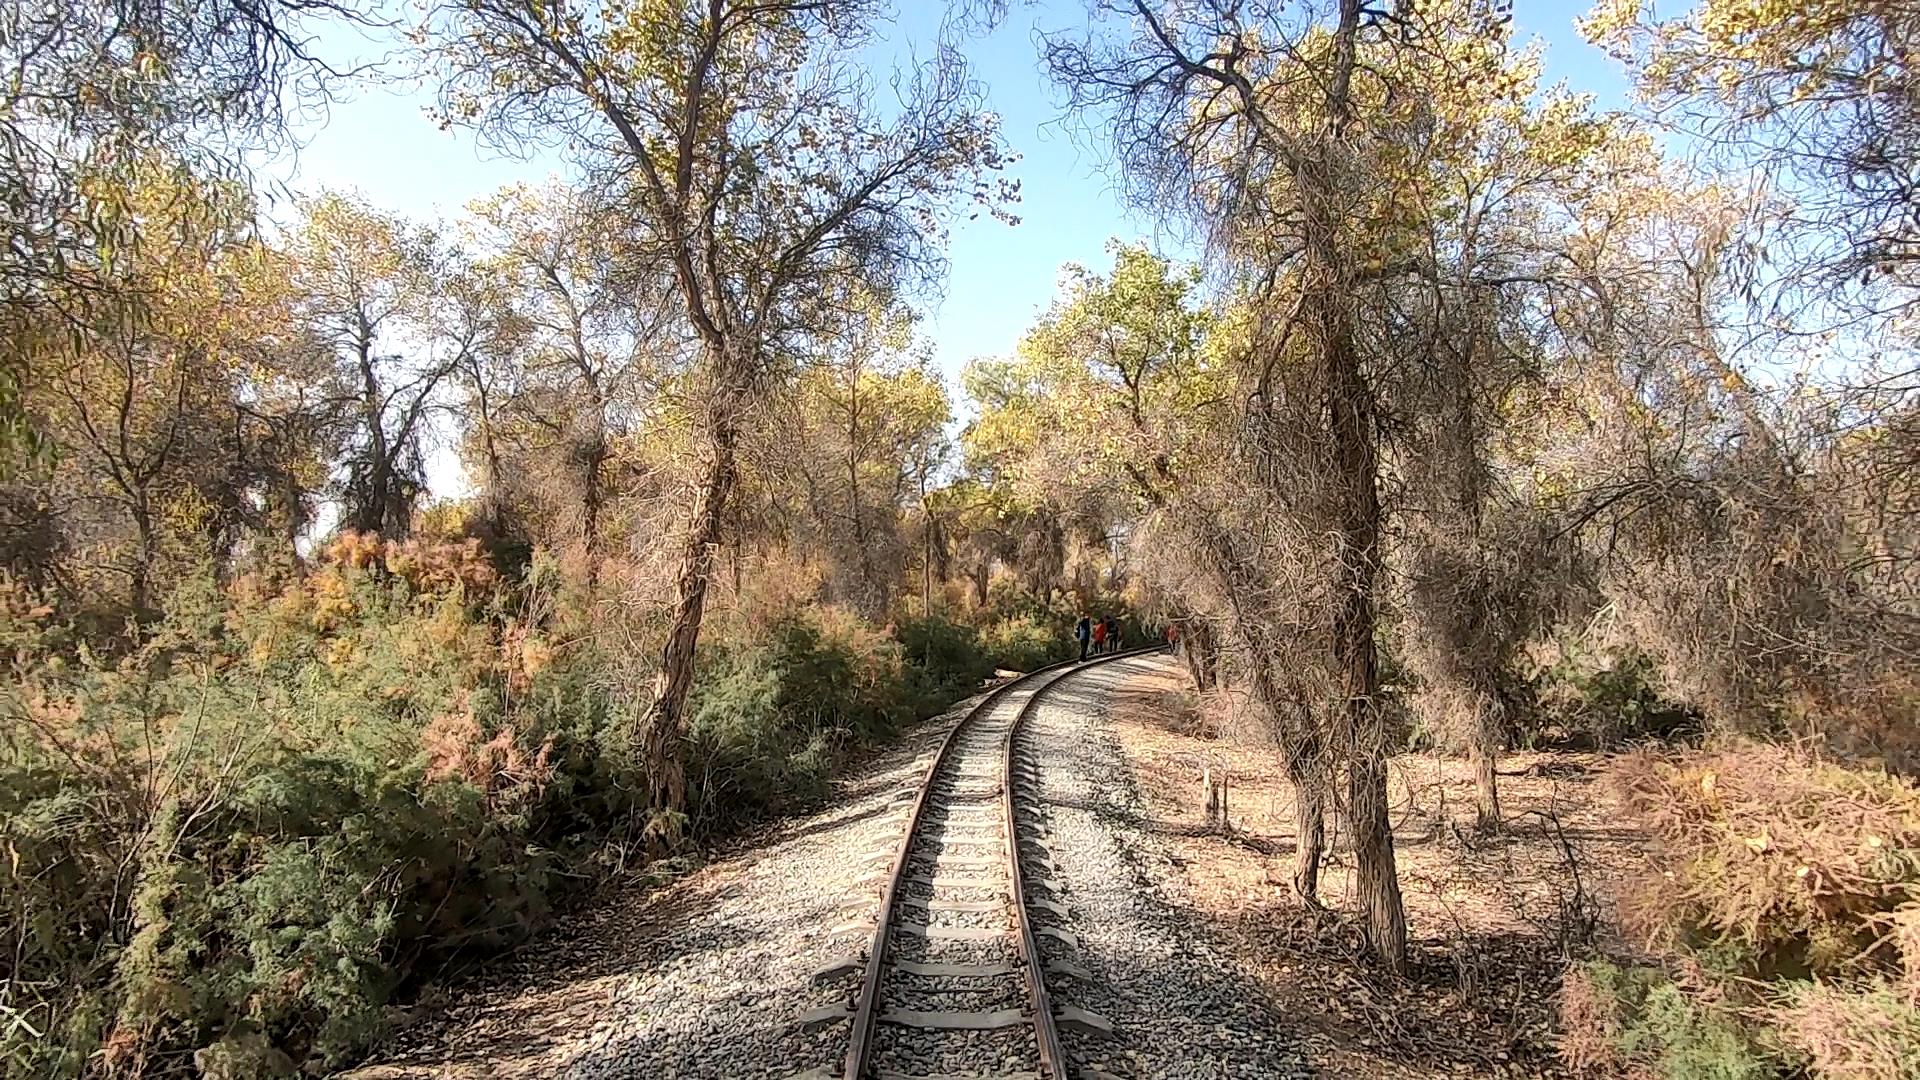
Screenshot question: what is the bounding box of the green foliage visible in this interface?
[1567,961,1777,1079]
[895,614,994,710]
[686,610,912,827]
[978,613,1071,672]
[1527,640,1702,748]
[0,542,1020,1076]
[1773,980,1920,1079]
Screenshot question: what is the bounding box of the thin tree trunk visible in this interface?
[130,500,155,621]
[1183,618,1220,690]
[634,385,740,838]
[1472,692,1503,831]
[581,437,607,589]
[1178,510,1328,905]
[1291,774,1325,901]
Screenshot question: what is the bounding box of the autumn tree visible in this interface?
[1340,20,1617,832]
[0,0,360,460]
[11,163,329,618]
[1045,0,1412,963]
[286,194,477,539]
[965,245,1341,899]
[461,182,674,572]
[1583,0,1920,301]
[769,299,950,618]
[425,0,1013,830]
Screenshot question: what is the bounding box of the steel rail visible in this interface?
[840,644,1160,1080]
[1002,645,1154,1079]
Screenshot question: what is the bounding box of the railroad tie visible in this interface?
[904,871,1001,888]
[891,959,1015,978]
[872,1073,1036,1080]
[1054,1004,1115,1037]
[895,895,1005,914]
[880,1007,1025,1031]
[892,923,1009,941]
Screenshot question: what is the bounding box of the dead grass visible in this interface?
[1106,665,1650,1078]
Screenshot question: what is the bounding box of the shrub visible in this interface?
[1773,980,1920,1079]
[1568,745,1920,1078]
[1561,961,1776,1079]
[1526,639,1702,748]
[894,614,992,709]
[978,612,1070,672]
[685,609,910,828]
[0,545,623,1077]
[1612,743,1920,973]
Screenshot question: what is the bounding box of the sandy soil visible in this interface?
[1102,659,1648,1078]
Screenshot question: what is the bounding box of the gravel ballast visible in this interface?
[347,703,971,1080]
[350,657,1309,1079]
[1023,653,1313,1080]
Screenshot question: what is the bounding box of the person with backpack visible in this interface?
[1075,614,1093,662]
[1104,615,1120,653]
[1091,615,1108,657]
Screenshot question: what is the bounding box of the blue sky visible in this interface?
[268,1,1631,492]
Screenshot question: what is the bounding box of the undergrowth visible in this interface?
[1562,744,1920,1078]
[0,536,1084,1077]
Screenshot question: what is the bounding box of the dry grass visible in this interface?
[1611,742,1920,956]
[1105,665,1650,1078]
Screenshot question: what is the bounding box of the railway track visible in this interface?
[808,648,1151,1080]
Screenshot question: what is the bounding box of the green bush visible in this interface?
[1528,641,1701,748]
[978,613,1071,672]
[894,614,993,709]
[685,610,910,827]
[1563,961,1776,1079]
[1563,746,1920,1078]
[0,549,623,1077]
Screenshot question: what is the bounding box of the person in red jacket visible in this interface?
[1091,615,1108,655]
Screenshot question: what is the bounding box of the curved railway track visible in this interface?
[821,647,1150,1080]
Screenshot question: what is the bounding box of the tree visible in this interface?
[1583,0,1920,303]
[287,194,472,539]
[774,299,949,618]
[1046,0,1411,964]
[1351,22,1613,834]
[462,182,673,573]
[0,0,360,462]
[17,161,323,618]
[426,0,1013,832]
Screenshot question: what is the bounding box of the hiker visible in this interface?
[1164,623,1180,655]
[1091,615,1108,657]
[1104,615,1120,653]
[1075,614,1093,662]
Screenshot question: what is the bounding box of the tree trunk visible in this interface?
[581,436,607,589]
[1182,617,1220,690]
[1291,767,1325,902]
[1293,0,1406,969]
[1179,512,1328,904]
[1322,280,1408,969]
[1472,692,1503,831]
[129,500,156,622]
[1348,748,1406,964]
[634,385,740,840]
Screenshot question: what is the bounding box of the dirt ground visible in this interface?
[1104,663,1648,1078]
